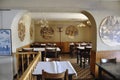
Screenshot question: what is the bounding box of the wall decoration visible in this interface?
[30,23,33,40]
[18,22,25,41]
[40,26,54,39]
[65,25,78,39]
[99,16,120,46]
[0,29,12,56]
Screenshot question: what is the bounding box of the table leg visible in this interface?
[77,52,79,64]
[41,51,44,61]
[80,55,82,67]
[98,67,102,80]
[36,75,42,80]
[69,75,73,80]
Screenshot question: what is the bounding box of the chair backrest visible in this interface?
[47,43,56,47]
[85,46,92,54]
[45,47,57,58]
[100,58,116,64]
[42,69,68,80]
[44,56,61,61]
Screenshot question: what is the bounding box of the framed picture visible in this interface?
[0,29,12,56]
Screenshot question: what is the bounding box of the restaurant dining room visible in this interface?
[1,0,120,80]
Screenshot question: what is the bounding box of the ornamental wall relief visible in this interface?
[99,16,120,46]
[30,22,34,40]
[18,20,26,41]
[40,26,54,39]
[65,25,78,39]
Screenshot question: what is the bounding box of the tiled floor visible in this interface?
[60,53,95,80]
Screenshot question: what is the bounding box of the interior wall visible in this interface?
[11,11,33,52]
[11,11,34,76]
[34,21,92,43]
[0,10,34,80]
[0,10,24,80]
[81,10,97,51]
[88,10,120,51]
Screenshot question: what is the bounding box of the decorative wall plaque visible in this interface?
[65,25,78,39]
[18,22,25,41]
[99,16,120,46]
[30,23,33,40]
[40,27,54,39]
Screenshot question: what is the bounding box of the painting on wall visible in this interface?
[65,25,78,39]
[40,26,54,39]
[18,22,25,41]
[99,16,120,46]
[30,22,33,40]
[0,29,12,56]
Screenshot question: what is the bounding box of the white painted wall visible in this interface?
[11,11,33,52]
[88,10,120,51]
[11,10,34,78]
[0,10,33,80]
[0,56,13,80]
[0,12,2,28]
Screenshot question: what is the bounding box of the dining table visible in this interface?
[33,47,61,61]
[32,61,77,80]
[20,47,61,61]
[33,47,61,52]
[96,62,120,80]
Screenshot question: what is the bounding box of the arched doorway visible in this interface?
[81,10,97,75]
[81,10,97,51]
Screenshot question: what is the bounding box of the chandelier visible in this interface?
[77,22,86,27]
[77,20,91,28]
[40,19,49,28]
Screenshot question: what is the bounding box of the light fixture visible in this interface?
[40,19,49,28]
[77,22,86,27]
[39,12,49,28]
[87,20,91,26]
[77,20,91,28]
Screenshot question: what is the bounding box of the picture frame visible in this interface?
[0,29,12,56]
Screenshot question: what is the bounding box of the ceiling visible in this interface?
[31,12,88,21]
[0,0,120,12]
[0,0,120,21]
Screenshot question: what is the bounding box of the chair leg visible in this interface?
[80,56,82,67]
[83,58,86,68]
[77,54,79,64]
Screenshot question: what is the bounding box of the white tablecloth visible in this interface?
[33,47,61,52]
[32,61,77,76]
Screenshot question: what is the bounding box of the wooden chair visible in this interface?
[82,46,92,68]
[77,46,85,66]
[45,47,58,58]
[42,69,68,80]
[100,58,116,80]
[69,43,75,58]
[44,56,61,61]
